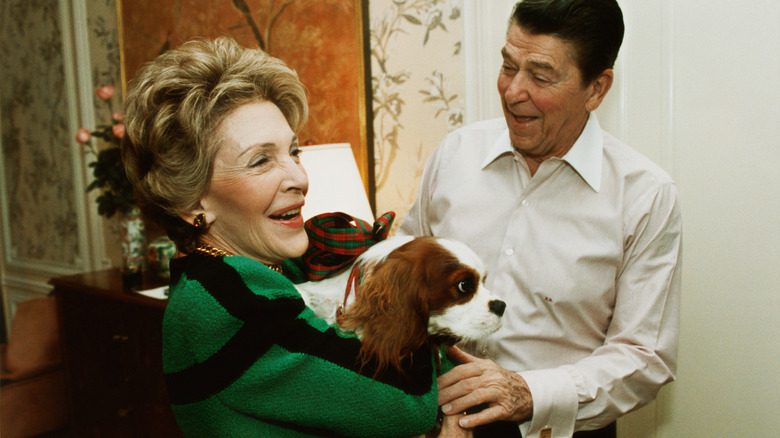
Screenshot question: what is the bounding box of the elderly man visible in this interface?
[399,1,682,437]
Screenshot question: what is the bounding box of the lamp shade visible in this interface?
[299,143,373,222]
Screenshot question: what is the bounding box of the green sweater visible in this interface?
[163,253,438,437]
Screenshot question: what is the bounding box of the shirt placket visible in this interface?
[479,156,565,362]
[478,151,534,360]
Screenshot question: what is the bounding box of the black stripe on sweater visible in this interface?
[277,319,434,395]
[165,255,305,405]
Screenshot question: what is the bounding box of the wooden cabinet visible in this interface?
[50,269,182,437]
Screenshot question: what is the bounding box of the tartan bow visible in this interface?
[283,211,395,282]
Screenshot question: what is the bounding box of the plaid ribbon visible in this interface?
[283,211,395,282]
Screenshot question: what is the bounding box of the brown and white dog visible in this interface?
[295,235,506,374]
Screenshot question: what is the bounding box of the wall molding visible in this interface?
[607,0,676,176]
[462,0,516,124]
[67,0,111,271]
[661,0,676,179]
[1,271,54,336]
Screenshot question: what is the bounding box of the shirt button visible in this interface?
[505,248,514,256]
[481,345,489,355]
[521,199,529,207]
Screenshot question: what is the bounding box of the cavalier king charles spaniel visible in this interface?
[295,236,506,375]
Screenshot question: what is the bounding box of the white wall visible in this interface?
[465,1,780,436]
[658,1,780,436]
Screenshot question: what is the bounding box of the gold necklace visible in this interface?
[265,263,283,274]
[192,243,283,274]
[192,243,233,257]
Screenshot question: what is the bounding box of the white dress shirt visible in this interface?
[399,114,682,437]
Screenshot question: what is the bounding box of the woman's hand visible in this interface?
[437,347,533,429]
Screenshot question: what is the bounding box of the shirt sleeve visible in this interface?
[520,182,682,436]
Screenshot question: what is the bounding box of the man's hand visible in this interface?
[438,347,533,429]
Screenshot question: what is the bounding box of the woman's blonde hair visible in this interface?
[122,37,308,251]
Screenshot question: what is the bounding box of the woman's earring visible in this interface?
[193,214,207,229]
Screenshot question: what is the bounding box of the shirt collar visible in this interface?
[480,129,514,169]
[480,113,604,192]
[561,113,603,192]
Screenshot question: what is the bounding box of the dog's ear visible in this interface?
[338,255,430,376]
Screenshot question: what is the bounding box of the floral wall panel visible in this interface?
[88,0,122,90]
[118,0,370,188]
[0,0,80,266]
[85,0,124,266]
[369,0,464,229]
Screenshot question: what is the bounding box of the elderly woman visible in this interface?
[121,37,442,437]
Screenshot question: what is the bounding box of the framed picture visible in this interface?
[117,0,372,194]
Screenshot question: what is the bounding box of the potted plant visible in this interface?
[75,85,145,282]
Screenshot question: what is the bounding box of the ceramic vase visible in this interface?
[119,205,146,287]
[147,236,177,279]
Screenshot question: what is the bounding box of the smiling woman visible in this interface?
[188,101,309,266]
[120,37,441,437]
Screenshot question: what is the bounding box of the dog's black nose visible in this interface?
[489,299,506,317]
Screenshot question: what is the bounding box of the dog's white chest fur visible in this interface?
[295,268,357,324]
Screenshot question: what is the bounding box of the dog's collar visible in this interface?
[336,263,362,322]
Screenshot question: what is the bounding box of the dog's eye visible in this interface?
[457,279,475,294]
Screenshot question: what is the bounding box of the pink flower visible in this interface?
[75,128,92,144]
[95,85,115,100]
[112,123,126,139]
[112,112,124,122]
